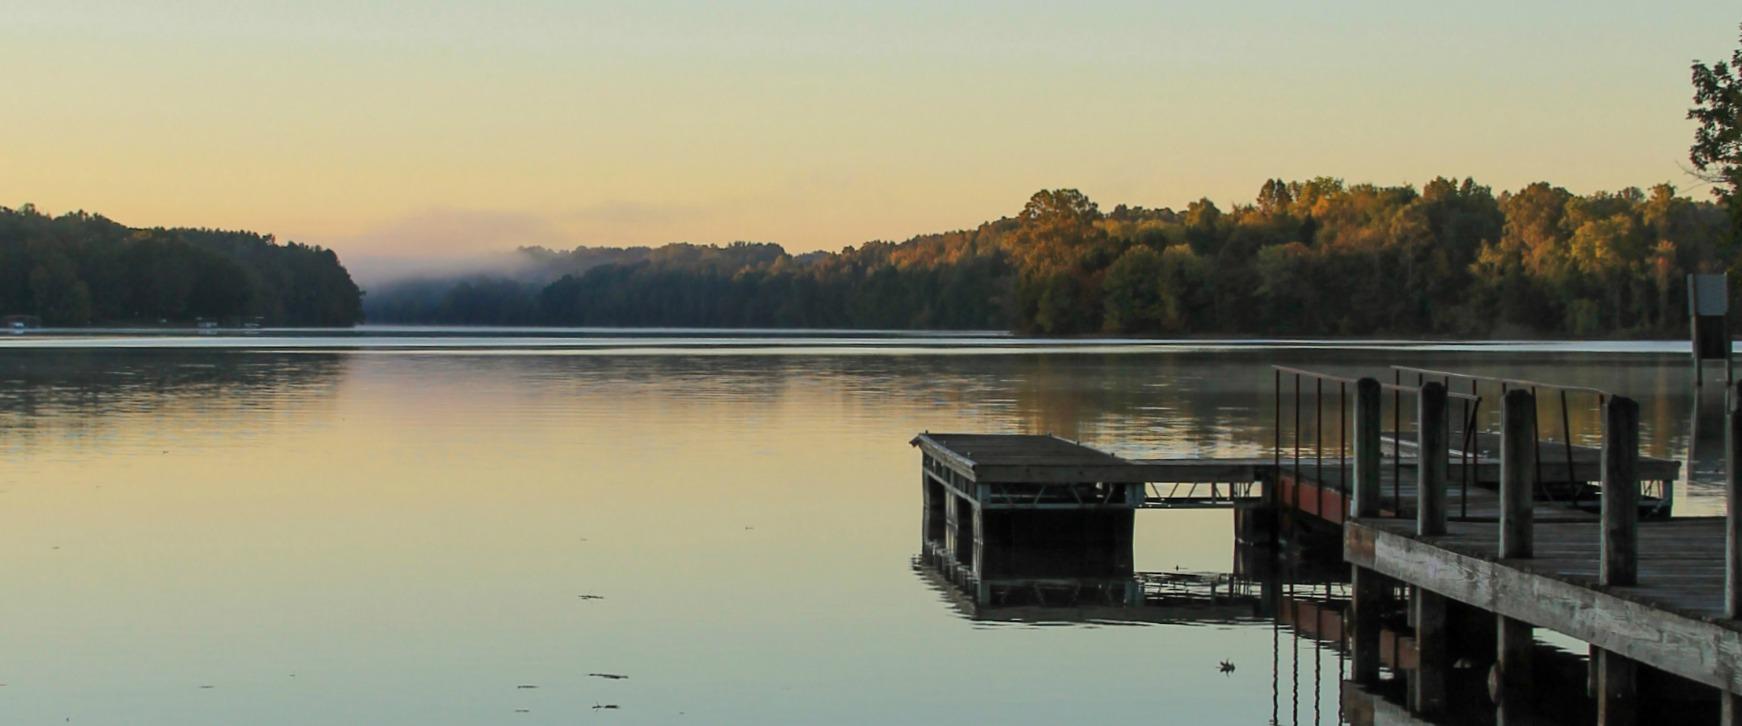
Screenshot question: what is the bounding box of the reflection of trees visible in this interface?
[0,350,348,450]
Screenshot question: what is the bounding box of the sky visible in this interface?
[2,1,1738,274]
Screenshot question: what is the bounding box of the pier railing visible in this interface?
[1390,365,1671,514]
[1272,365,1481,520]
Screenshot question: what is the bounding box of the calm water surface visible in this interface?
[0,331,1723,724]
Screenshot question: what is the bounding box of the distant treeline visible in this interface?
[367,178,1737,337]
[0,205,361,326]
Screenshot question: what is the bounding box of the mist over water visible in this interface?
[0,332,1721,724]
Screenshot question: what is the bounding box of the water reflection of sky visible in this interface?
[0,337,1726,723]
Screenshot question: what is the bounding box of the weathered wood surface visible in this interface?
[1347,516,1742,693]
[1501,390,1536,559]
[1355,377,1382,519]
[914,434,1279,487]
[1728,381,1742,619]
[913,433,1151,484]
[1417,382,1449,536]
[1602,396,1639,587]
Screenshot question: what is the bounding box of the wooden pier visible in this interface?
[910,364,1742,725]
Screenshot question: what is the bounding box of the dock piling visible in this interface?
[1410,587,1448,714]
[1351,377,1383,685]
[1602,396,1639,587]
[1418,381,1448,536]
[1496,388,1537,724]
[1597,648,1637,726]
[1501,389,1536,560]
[1727,381,1742,725]
[1354,377,1381,519]
[1728,381,1742,618]
[1495,615,1534,723]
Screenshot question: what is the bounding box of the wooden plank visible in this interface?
[1348,520,1742,693]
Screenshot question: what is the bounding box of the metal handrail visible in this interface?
[1388,365,1609,399]
[1273,366,1479,401]
[1391,364,1597,510]
[1272,365,1484,517]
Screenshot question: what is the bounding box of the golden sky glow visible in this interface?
[2,1,1737,268]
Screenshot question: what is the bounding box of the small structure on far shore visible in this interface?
[1689,272,1731,386]
[3,314,41,332]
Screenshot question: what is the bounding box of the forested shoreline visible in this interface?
[5,178,1737,337]
[367,179,1739,337]
[0,205,361,326]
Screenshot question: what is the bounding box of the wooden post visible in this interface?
[1602,396,1638,587]
[1495,615,1533,723]
[1597,648,1637,726]
[1351,567,1383,685]
[1418,381,1448,536]
[1351,376,1384,685]
[1411,588,1448,714]
[1727,381,1742,726]
[1728,380,1742,618]
[1501,389,1536,560]
[1354,377,1381,519]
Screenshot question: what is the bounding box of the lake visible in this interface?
[0,330,1723,724]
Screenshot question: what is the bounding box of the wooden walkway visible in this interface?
[913,432,1268,510]
[1348,516,1742,693]
[913,432,1672,522]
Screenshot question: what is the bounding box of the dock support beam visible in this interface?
[1495,616,1534,725]
[1351,377,1383,685]
[1596,649,1636,726]
[1495,389,1535,724]
[1351,568,1383,685]
[1727,381,1742,725]
[1593,394,1642,724]
[1354,378,1381,520]
[1410,382,1448,714]
[1602,396,1639,587]
[1417,382,1448,536]
[1501,389,1536,560]
[1410,587,1448,714]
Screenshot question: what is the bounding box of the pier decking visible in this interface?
[1347,516,1741,692]
[913,432,1267,510]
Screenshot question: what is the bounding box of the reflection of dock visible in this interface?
[913,555,1266,625]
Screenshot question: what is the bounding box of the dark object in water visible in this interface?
[577,595,604,600]
[1218,660,1235,674]
[588,673,628,680]
[592,704,620,710]
[516,685,538,689]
